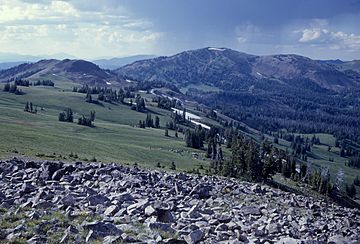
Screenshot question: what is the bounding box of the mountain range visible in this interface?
[1,47,360,142]
[115,47,360,92]
[114,47,360,142]
[92,55,156,70]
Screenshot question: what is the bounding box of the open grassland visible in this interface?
[0,83,208,171]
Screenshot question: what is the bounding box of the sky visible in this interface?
[0,0,359,60]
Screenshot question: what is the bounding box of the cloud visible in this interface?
[0,0,160,58]
[297,27,360,51]
[299,29,322,42]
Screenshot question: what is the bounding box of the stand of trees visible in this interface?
[73,85,134,104]
[130,95,146,112]
[58,109,74,123]
[33,80,54,86]
[184,125,206,149]
[78,115,94,127]
[348,155,360,168]
[3,83,23,95]
[153,96,181,110]
[11,79,54,87]
[138,114,160,129]
[24,102,37,114]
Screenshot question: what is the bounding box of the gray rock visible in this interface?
[104,205,119,216]
[241,206,261,216]
[145,205,156,216]
[184,229,204,244]
[149,222,176,234]
[328,235,351,244]
[217,215,232,223]
[189,184,212,199]
[276,237,302,244]
[188,205,201,219]
[215,223,228,232]
[21,183,36,194]
[61,194,76,207]
[52,168,66,181]
[82,221,122,239]
[88,194,109,206]
[103,235,122,244]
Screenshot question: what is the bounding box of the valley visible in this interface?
[0,48,360,243]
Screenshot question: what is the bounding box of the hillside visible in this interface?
[115,47,360,144]
[0,158,359,243]
[337,60,360,74]
[116,47,360,92]
[93,55,156,70]
[0,59,120,85]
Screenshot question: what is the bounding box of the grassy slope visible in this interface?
[0,82,208,171]
[1,81,359,199]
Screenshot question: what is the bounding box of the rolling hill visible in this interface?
[93,55,156,70]
[115,47,360,143]
[115,47,360,92]
[0,59,120,85]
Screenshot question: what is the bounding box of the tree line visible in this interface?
[3,83,23,95]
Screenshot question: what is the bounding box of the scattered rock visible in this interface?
[0,158,359,243]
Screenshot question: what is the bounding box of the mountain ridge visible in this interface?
[115,47,360,92]
[0,59,120,85]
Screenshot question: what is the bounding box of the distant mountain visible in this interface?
[116,47,360,142]
[93,55,156,70]
[337,60,360,73]
[116,47,359,92]
[0,61,28,70]
[318,59,345,65]
[0,59,119,85]
[0,52,77,63]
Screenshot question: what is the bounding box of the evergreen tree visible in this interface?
[58,112,66,122]
[155,116,160,128]
[3,83,10,92]
[65,108,73,122]
[345,184,356,198]
[354,176,360,186]
[263,152,276,179]
[145,114,154,127]
[170,161,176,170]
[9,84,17,93]
[90,111,96,122]
[24,102,29,112]
[85,93,92,103]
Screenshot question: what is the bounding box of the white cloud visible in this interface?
[0,0,161,58]
[299,28,322,42]
[297,26,360,51]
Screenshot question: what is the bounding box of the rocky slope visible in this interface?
[0,158,359,243]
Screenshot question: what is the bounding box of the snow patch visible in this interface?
[171,108,211,130]
[171,108,201,120]
[126,79,134,83]
[192,121,211,130]
[106,81,112,85]
[208,47,226,51]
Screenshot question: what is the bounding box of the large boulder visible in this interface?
[82,221,122,239]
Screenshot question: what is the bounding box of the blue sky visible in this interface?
[0,0,359,60]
